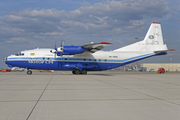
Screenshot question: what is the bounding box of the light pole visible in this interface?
[170,52,172,63]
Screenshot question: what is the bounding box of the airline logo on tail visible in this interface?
[149,35,154,39]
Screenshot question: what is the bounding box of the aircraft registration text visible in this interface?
[109,56,118,58]
[28,60,53,64]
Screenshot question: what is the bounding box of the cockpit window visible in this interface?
[15,52,24,56]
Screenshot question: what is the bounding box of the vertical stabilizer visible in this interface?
[143,22,164,45]
[114,22,168,51]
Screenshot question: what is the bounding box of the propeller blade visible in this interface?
[55,40,57,58]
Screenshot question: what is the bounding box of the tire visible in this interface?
[27,70,32,75]
[72,71,75,74]
[81,70,87,75]
[75,70,80,75]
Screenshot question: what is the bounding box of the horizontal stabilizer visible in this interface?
[154,49,175,53]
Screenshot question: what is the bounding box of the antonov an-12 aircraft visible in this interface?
[3,22,174,75]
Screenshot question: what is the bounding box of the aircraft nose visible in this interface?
[3,57,7,63]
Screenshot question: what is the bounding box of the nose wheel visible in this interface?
[27,70,32,75]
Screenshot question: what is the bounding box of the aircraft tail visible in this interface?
[114,22,168,52]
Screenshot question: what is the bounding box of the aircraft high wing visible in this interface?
[50,42,112,56]
[82,42,112,53]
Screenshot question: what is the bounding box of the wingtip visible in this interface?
[170,49,175,51]
[100,42,112,45]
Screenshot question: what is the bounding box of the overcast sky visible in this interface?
[0,0,180,67]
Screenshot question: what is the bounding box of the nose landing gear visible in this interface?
[27,69,32,75]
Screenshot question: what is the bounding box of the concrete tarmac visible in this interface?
[0,71,180,120]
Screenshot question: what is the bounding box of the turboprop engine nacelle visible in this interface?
[63,46,89,55]
[50,46,89,56]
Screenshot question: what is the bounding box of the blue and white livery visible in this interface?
[3,22,173,75]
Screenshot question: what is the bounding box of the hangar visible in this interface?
[140,63,180,72]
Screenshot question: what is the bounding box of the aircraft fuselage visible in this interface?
[5,48,165,71]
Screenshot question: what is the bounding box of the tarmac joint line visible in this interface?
[26,75,53,120]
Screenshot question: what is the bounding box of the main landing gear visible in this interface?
[27,69,32,75]
[72,70,87,75]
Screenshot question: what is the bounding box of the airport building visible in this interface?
[140,63,180,72]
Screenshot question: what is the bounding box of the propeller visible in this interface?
[50,38,65,57]
[57,39,64,56]
[54,40,57,58]
[61,39,64,52]
[50,40,57,57]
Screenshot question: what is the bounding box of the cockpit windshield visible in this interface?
[15,52,24,56]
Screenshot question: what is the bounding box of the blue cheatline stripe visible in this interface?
[7,53,155,63]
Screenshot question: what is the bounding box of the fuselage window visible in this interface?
[36,57,38,60]
[65,58,67,60]
[84,59,86,61]
[105,59,107,62]
[43,57,45,60]
[89,59,91,61]
[99,59,101,62]
[47,58,50,60]
[94,59,96,61]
